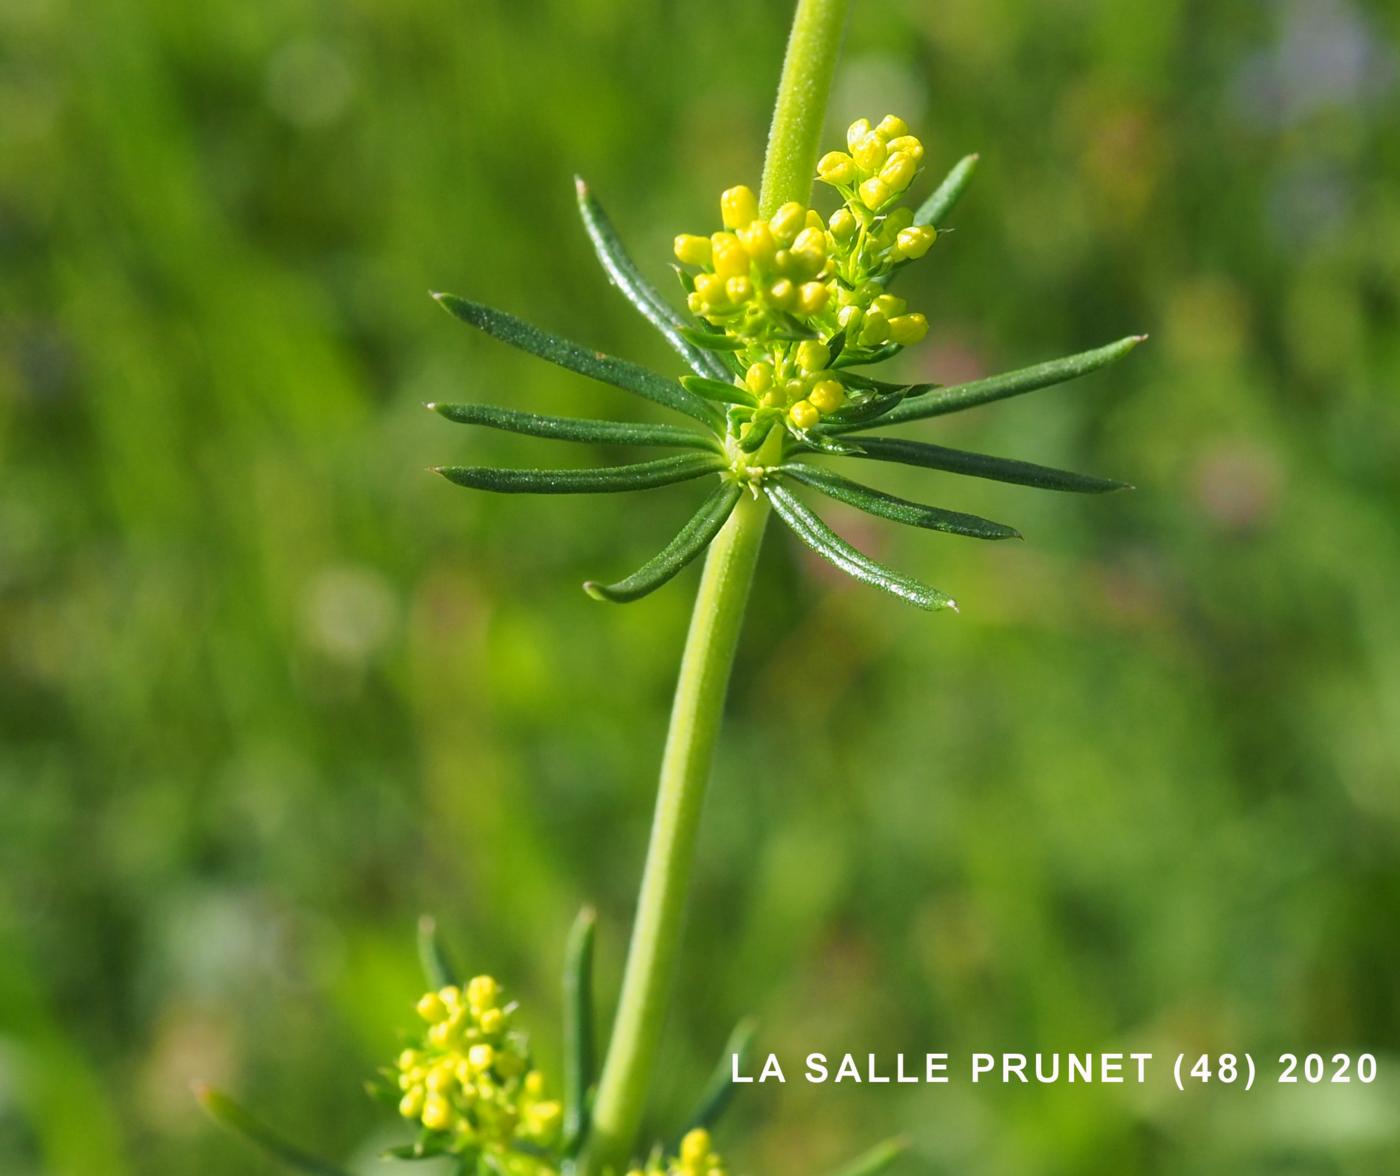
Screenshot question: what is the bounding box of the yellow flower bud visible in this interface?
[694,273,728,306]
[887,134,925,162]
[686,291,705,315]
[710,232,749,279]
[809,379,845,413]
[852,133,888,173]
[860,309,889,345]
[745,362,774,394]
[680,1129,713,1165]
[846,117,872,150]
[725,275,753,303]
[888,312,929,345]
[880,151,917,193]
[769,201,806,245]
[817,151,856,184]
[673,234,712,267]
[466,975,500,1010]
[796,340,830,372]
[398,1048,424,1070]
[791,226,826,259]
[427,1020,453,1048]
[872,293,906,317]
[894,225,937,259]
[837,304,864,332]
[467,1043,495,1073]
[478,1006,504,1035]
[828,207,857,241]
[859,177,892,210]
[720,185,758,230]
[789,400,820,430]
[797,280,830,315]
[399,1087,425,1119]
[876,114,909,140]
[425,1063,456,1092]
[416,992,447,1023]
[421,1093,453,1132]
[768,278,797,309]
[737,220,776,266]
[760,388,784,408]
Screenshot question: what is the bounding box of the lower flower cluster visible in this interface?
[396,976,563,1164]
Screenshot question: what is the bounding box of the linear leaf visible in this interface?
[436,453,724,495]
[417,915,459,989]
[846,436,1131,493]
[196,1086,352,1176]
[676,1016,760,1141]
[766,484,955,611]
[739,413,779,453]
[562,907,596,1156]
[678,326,747,351]
[915,153,979,226]
[842,336,1146,430]
[828,1137,911,1176]
[584,481,742,602]
[429,402,718,451]
[821,388,909,427]
[680,375,757,407]
[433,293,721,427]
[777,463,1020,540]
[574,178,732,383]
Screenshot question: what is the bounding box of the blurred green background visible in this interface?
[4,0,1399,1172]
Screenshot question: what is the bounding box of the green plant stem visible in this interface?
[759,0,851,218]
[582,4,849,1170]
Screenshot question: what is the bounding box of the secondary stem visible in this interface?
[582,2,849,1170]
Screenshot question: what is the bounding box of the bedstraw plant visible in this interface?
[200,0,1143,1172]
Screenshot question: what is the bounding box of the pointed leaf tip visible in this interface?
[574,174,589,195]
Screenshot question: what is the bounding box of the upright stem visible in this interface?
[581,4,849,1171]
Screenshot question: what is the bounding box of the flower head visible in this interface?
[428,117,1143,610]
[394,976,562,1169]
[626,1128,729,1176]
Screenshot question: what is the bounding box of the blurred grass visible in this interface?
[2,0,1399,1172]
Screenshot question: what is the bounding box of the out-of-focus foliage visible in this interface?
[2,0,1398,1173]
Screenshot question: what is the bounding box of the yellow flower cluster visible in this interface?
[396,975,562,1163]
[625,1128,728,1176]
[672,115,937,436]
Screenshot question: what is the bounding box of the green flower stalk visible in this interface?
[201,2,1144,1173]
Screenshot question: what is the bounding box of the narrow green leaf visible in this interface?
[765,484,956,611]
[417,915,458,989]
[196,1086,352,1176]
[777,463,1020,540]
[429,402,718,451]
[574,178,732,383]
[584,481,742,602]
[821,388,909,427]
[845,436,1131,493]
[436,453,724,495]
[680,375,757,407]
[914,153,979,227]
[845,336,1147,430]
[832,340,900,369]
[676,1016,760,1141]
[563,907,597,1155]
[802,431,866,456]
[433,293,721,427]
[739,413,779,453]
[678,325,747,351]
[827,1136,911,1176]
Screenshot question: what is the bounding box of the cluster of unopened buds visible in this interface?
[626,1128,729,1176]
[673,115,937,444]
[395,975,563,1166]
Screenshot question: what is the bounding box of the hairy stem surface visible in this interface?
[582,3,849,1170]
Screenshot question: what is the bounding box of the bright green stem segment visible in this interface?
[583,6,849,1169]
[582,489,770,1171]
[759,0,852,217]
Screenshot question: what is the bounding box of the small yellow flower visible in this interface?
[673,234,711,267]
[846,117,872,150]
[887,133,925,162]
[809,378,845,413]
[745,361,774,394]
[737,219,776,267]
[879,151,918,193]
[851,133,887,173]
[888,312,929,345]
[859,176,892,210]
[796,339,829,373]
[768,201,806,245]
[720,184,758,230]
[789,399,819,429]
[894,224,937,259]
[876,113,909,139]
[768,278,797,309]
[828,207,857,241]
[726,275,753,303]
[797,280,830,315]
[817,150,856,184]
